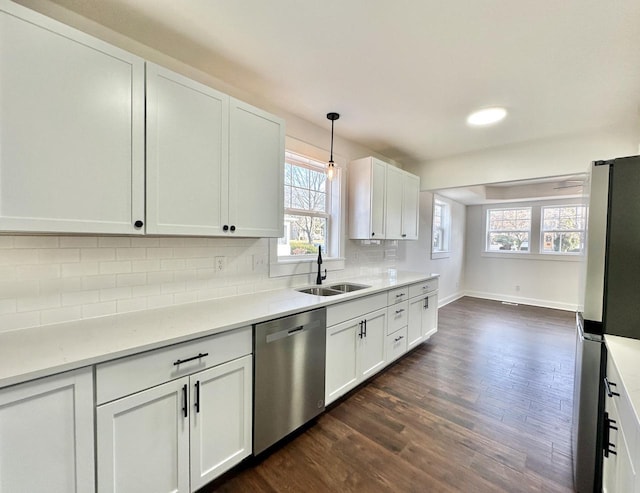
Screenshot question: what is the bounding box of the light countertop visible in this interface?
[605,334,640,426]
[0,271,437,389]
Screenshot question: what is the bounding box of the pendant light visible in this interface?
[326,112,340,180]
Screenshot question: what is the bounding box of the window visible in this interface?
[541,205,586,254]
[486,207,531,252]
[432,196,451,258]
[279,152,330,257]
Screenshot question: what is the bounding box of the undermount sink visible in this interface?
[296,283,371,296]
[327,283,370,293]
[296,287,342,296]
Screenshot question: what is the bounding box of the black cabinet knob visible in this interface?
[371,232,375,237]
[134,220,144,228]
[223,225,229,231]
[402,234,407,238]
[230,225,236,232]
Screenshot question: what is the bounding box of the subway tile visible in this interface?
[117,297,148,313]
[99,286,132,302]
[38,248,80,264]
[132,284,161,298]
[0,279,39,299]
[41,306,82,326]
[0,237,14,248]
[0,299,17,315]
[159,238,186,247]
[98,237,131,247]
[59,236,98,248]
[116,272,147,287]
[130,237,160,247]
[146,248,174,259]
[173,291,198,305]
[61,262,99,278]
[17,293,61,312]
[40,277,82,294]
[62,290,100,306]
[99,261,132,275]
[82,275,117,291]
[116,248,146,260]
[0,312,40,332]
[82,301,116,319]
[174,270,197,282]
[81,248,116,262]
[161,281,185,294]
[146,294,174,309]
[161,259,186,271]
[147,271,174,284]
[16,264,61,280]
[131,259,161,273]
[14,236,59,248]
[186,258,214,269]
[184,237,209,247]
[0,249,39,266]
[0,266,17,282]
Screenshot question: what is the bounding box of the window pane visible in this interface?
[488,232,529,251]
[542,232,585,253]
[278,214,327,256]
[284,184,291,208]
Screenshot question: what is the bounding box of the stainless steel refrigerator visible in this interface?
[573,155,640,492]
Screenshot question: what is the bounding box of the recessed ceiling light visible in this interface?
[466,107,507,126]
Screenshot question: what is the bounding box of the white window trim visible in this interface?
[540,204,586,256]
[431,195,451,260]
[481,198,587,261]
[269,137,346,278]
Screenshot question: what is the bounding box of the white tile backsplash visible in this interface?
[0,235,398,332]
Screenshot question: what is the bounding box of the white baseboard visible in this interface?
[438,291,465,308]
[463,290,578,312]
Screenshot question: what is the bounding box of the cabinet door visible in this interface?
[360,309,387,379]
[385,166,404,239]
[97,378,190,493]
[402,173,420,240]
[146,63,228,235]
[190,355,252,491]
[0,3,144,234]
[423,293,438,339]
[370,158,387,239]
[407,296,425,350]
[228,98,285,237]
[326,319,360,405]
[0,368,94,493]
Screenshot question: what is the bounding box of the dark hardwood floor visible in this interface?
[205,296,576,492]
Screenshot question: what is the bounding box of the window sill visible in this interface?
[431,251,451,260]
[269,257,346,278]
[480,251,584,262]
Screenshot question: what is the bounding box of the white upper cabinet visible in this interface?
[146,63,229,235]
[348,157,387,239]
[228,98,285,237]
[0,1,145,234]
[146,68,284,237]
[348,157,420,240]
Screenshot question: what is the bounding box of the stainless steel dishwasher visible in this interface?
[253,307,326,455]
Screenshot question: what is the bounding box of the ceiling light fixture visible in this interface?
[466,107,507,126]
[326,112,340,180]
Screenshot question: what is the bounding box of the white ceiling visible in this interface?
[43,0,640,165]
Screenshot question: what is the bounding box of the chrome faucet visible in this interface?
[316,245,327,285]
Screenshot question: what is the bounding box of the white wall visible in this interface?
[464,204,582,311]
[397,192,466,306]
[408,125,638,191]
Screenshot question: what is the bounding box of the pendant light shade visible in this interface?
[326,112,340,180]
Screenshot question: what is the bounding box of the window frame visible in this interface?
[485,206,532,253]
[431,195,451,259]
[269,139,345,278]
[540,204,586,255]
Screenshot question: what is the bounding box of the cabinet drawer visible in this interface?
[387,287,409,305]
[409,279,439,298]
[96,327,252,404]
[327,293,387,327]
[606,354,637,467]
[386,326,408,363]
[387,301,408,335]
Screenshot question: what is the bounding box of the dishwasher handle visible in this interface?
[265,323,316,343]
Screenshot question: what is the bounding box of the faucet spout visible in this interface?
[316,246,327,285]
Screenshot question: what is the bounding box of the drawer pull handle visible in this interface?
[604,377,620,397]
[364,319,367,338]
[395,293,405,298]
[422,285,429,290]
[195,381,201,413]
[174,352,209,366]
[395,309,405,315]
[394,335,404,342]
[182,384,188,418]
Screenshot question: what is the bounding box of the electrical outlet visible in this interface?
[252,254,266,270]
[215,256,226,272]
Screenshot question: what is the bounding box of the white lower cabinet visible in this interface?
[0,367,95,493]
[326,308,387,405]
[407,289,438,350]
[96,329,252,493]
